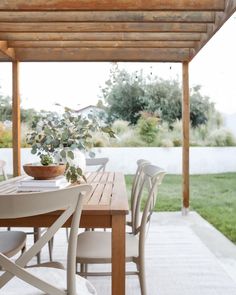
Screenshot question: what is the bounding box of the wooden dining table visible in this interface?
[0,171,129,295]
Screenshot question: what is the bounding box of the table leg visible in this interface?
[112,214,126,295]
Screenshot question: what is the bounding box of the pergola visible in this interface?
[0,0,236,212]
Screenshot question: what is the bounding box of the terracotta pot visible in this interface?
[23,163,66,180]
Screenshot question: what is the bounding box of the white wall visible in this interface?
[1,147,236,175]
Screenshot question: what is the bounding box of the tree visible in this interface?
[144,78,182,127]
[0,91,37,125]
[190,85,214,128]
[0,95,12,122]
[101,66,216,128]
[101,64,147,124]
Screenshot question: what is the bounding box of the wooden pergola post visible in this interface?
[182,61,190,214]
[12,60,21,176]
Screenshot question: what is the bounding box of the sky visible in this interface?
[0,13,235,114]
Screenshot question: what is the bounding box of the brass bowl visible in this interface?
[23,163,66,180]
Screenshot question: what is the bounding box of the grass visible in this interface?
[125,173,236,244]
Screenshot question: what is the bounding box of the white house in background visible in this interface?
[75,105,106,120]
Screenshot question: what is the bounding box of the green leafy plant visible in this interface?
[40,154,53,166]
[137,112,159,144]
[26,106,115,183]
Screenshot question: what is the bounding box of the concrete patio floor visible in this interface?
[24,211,236,294]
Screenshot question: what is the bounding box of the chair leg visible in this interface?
[66,228,70,242]
[34,228,41,264]
[21,245,26,255]
[137,257,147,295]
[48,237,54,262]
[80,263,88,278]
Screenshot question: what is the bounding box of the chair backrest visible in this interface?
[0,184,92,295]
[0,160,8,180]
[130,159,150,232]
[133,164,165,249]
[86,157,109,172]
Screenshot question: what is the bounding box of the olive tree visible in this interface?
[101,66,215,128]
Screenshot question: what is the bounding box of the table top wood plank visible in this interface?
[110,172,129,214]
[93,171,105,183]
[99,172,109,183]
[107,172,114,182]
[100,182,113,205]
[87,182,105,205]
[85,171,98,183]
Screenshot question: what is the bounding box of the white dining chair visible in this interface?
[127,159,150,233]
[0,160,8,180]
[0,185,97,295]
[85,157,109,172]
[76,164,166,295]
[0,231,26,258]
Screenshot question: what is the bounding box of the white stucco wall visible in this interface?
[1,147,236,175]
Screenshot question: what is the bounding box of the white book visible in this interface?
[17,181,70,192]
[19,176,67,187]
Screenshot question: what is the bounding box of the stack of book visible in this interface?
[17,176,70,192]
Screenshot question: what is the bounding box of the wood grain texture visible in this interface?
[12,61,21,177]
[0,22,207,33]
[182,62,190,209]
[0,0,234,63]
[0,0,225,11]
[0,40,15,60]
[0,32,202,41]
[13,47,191,62]
[8,40,197,48]
[112,214,126,295]
[0,11,215,23]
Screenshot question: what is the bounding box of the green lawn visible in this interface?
[125,173,236,244]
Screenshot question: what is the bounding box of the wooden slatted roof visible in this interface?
[0,0,235,62]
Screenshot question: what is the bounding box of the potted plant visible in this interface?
[26,106,115,183]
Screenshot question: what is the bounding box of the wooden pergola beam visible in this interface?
[8,40,197,49]
[0,40,15,60]
[12,61,21,177]
[14,47,191,62]
[0,11,215,23]
[0,32,202,41]
[0,0,225,11]
[0,22,207,33]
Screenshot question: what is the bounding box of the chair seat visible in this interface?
[0,231,26,257]
[0,267,96,294]
[76,231,139,263]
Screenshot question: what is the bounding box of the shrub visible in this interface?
[111,120,130,135]
[208,128,236,146]
[113,128,145,147]
[160,138,174,147]
[91,132,111,147]
[137,112,159,144]
[0,122,12,147]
